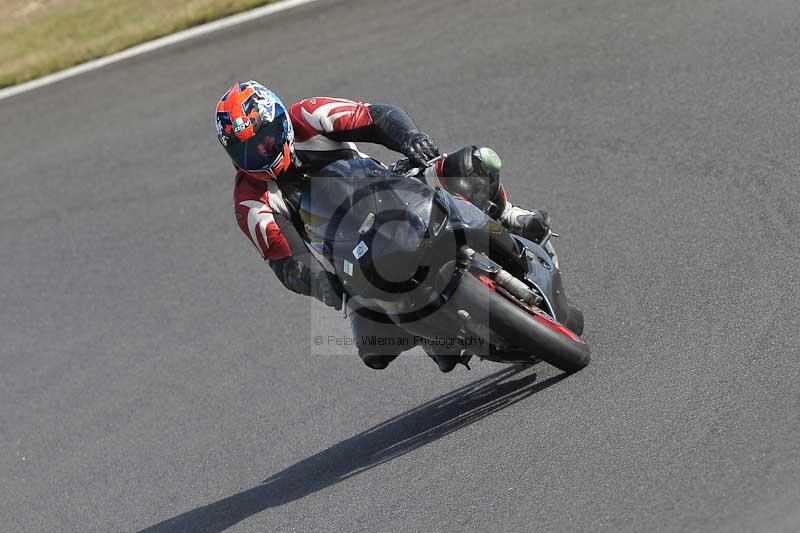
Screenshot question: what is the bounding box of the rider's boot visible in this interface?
[430,354,460,373]
[423,346,461,373]
[359,353,399,370]
[350,304,412,370]
[497,202,552,244]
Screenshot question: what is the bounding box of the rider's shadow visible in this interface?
[140,365,567,533]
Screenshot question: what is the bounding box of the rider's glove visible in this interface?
[311,271,344,311]
[402,132,440,167]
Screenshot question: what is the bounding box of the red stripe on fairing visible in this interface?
[529,307,585,343]
[471,273,585,344]
[477,275,497,292]
[434,157,446,177]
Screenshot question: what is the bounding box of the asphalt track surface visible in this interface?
[1,0,799,531]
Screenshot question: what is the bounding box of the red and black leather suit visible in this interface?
[234,97,509,290]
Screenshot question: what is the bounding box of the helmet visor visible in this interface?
[224,115,289,173]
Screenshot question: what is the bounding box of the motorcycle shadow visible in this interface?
[140,365,567,533]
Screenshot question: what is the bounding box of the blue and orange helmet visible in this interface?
[215,81,295,180]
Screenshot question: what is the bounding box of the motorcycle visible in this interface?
[298,156,589,372]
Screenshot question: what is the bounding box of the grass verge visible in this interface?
[0,0,280,88]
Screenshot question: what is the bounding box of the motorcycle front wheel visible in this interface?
[450,273,590,372]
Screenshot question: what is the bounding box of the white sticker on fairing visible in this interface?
[352,241,368,259]
[343,260,354,276]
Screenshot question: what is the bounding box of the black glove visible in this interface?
[402,132,440,168]
[527,209,552,242]
[311,271,343,311]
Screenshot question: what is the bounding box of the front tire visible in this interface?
[451,273,590,372]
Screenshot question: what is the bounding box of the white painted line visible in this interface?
[0,0,322,102]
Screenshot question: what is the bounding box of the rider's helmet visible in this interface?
[215,81,295,181]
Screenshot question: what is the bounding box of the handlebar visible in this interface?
[401,155,444,178]
[539,229,559,247]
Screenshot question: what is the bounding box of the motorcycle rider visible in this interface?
[216,80,552,372]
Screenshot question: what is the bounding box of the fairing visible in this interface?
[299,158,568,327]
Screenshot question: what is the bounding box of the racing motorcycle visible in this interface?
[299,156,589,372]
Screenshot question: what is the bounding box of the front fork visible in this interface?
[451,246,546,366]
[460,247,543,308]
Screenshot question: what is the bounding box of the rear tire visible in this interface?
[451,273,590,372]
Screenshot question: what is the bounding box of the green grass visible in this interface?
[0,0,279,88]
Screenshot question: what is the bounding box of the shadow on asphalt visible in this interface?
[140,365,566,533]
